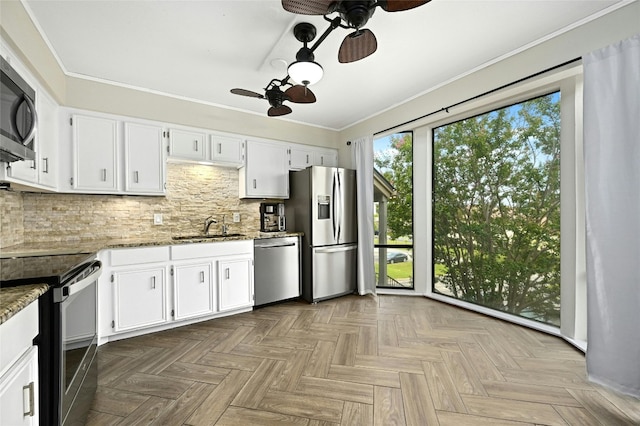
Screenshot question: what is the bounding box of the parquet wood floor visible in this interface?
[87,295,640,425]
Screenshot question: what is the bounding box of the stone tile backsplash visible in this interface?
[1,163,264,247]
[0,190,24,248]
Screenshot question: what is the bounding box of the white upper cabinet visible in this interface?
[313,148,338,167]
[240,139,289,199]
[288,143,338,170]
[61,110,166,196]
[0,86,59,190]
[124,122,165,194]
[168,128,207,161]
[72,114,119,192]
[289,145,314,170]
[209,134,244,165]
[36,89,59,188]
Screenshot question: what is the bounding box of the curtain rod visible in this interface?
[373,57,581,136]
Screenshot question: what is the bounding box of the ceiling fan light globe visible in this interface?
[288,60,323,86]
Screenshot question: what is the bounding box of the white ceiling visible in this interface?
[24,0,622,130]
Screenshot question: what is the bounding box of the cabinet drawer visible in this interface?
[109,246,170,266]
[171,240,253,260]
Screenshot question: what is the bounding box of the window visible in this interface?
[432,93,561,326]
[374,132,414,289]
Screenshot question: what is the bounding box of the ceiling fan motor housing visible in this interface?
[293,22,317,43]
[266,86,290,108]
[338,0,376,29]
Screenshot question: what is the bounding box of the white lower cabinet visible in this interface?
[173,262,214,320]
[0,346,38,426]
[219,258,253,311]
[113,267,167,331]
[99,241,254,343]
[0,302,39,425]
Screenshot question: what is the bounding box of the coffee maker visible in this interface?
[260,202,286,232]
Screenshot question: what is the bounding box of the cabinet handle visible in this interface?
[151,276,156,289]
[200,271,205,283]
[194,140,199,151]
[225,268,230,280]
[134,171,139,183]
[306,154,309,164]
[252,179,257,189]
[23,382,35,417]
[43,157,49,174]
[217,143,222,154]
[320,156,324,166]
[101,168,107,182]
[30,160,36,170]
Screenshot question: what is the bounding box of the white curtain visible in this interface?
[583,33,640,398]
[351,136,376,296]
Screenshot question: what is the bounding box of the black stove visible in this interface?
[1,251,101,426]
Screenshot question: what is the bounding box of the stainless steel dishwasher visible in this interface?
[254,236,300,306]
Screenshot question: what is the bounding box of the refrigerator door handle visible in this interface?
[332,170,338,242]
[336,169,342,243]
[314,244,357,254]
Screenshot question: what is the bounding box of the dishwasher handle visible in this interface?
[256,243,297,249]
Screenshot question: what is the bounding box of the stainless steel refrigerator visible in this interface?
[287,166,357,303]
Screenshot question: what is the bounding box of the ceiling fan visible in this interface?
[282,0,431,63]
[230,78,316,117]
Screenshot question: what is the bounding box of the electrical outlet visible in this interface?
[153,213,163,225]
[232,213,240,223]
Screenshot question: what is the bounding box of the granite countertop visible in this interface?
[0,231,303,259]
[0,231,301,322]
[0,284,49,325]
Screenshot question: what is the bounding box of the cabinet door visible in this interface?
[289,146,314,170]
[241,139,288,198]
[210,135,243,165]
[0,346,38,426]
[313,149,338,167]
[72,114,118,191]
[2,90,59,189]
[173,263,214,320]
[218,258,253,311]
[113,267,166,331]
[124,122,165,194]
[168,128,206,161]
[36,89,58,188]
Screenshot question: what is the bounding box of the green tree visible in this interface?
[375,133,413,239]
[433,93,561,325]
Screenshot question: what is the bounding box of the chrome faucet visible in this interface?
[204,216,217,235]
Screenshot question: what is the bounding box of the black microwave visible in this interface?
[1,55,37,162]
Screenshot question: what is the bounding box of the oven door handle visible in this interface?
[53,261,102,303]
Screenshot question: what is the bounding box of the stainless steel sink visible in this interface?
[172,233,244,240]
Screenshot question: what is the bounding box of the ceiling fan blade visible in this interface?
[230,88,264,99]
[281,0,334,15]
[338,29,377,63]
[379,0,431,12]
[285,85,317,104]
[268,105,293,117]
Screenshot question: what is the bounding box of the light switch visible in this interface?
[233,213,240,223]
[153,213,163,225]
